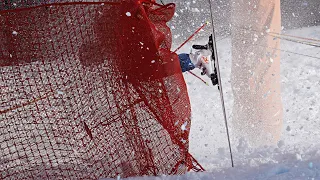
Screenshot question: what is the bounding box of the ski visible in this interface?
[192,32,234,167]
[208,35,219,87]
[209,31,234,167]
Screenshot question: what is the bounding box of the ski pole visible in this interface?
[173,22,209,85]
[173,22,208,53]
[188,71,209,86]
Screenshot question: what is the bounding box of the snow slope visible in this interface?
[108,154,320,179]
[103,26,320,179]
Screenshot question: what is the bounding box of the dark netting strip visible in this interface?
[0,0,204,179]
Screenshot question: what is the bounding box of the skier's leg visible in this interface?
[231,0,283,146]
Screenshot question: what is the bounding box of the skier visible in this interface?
[178,44,218,86]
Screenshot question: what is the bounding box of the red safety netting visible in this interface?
[0,0,204,179]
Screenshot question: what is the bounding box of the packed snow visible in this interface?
[103,25,320,180]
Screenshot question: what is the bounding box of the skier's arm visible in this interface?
[178,53,195,72]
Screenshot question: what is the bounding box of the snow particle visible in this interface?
[296,153,302,161]
[181,121,188,131]
[151,60,155,63]
[126,12,131,17]
[176,87,180,93]
[173,34,180,39]
[270,58,274,63]
[57,90,64,95]
[191,8,200,13]
[12,31,18,35]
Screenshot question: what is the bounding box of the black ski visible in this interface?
[192,33,234,167]
[209,31,234,167]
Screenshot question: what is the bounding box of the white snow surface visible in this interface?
[104,26,320,179]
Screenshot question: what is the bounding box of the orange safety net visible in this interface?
[0,0,204,179]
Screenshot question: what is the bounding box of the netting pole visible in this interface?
[207,0,234,167]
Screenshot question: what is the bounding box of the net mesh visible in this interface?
[0,0,203,179]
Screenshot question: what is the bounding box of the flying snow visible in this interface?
[126,12,131,17]
[181,121,188,131]
[57,90,64,95]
